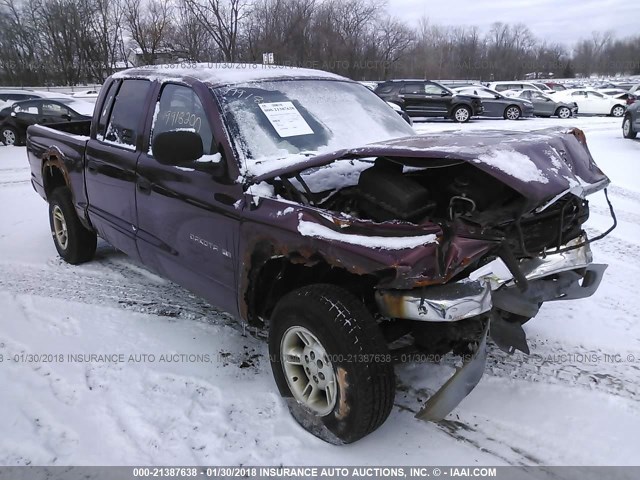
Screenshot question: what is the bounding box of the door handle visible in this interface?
[137,178,152,194]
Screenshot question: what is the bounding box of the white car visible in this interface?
[486,81,546,93]
[0,89,74,110]
[554,89,627,117]
[71,89,100,101]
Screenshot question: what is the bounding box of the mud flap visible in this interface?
[416,321,489,422]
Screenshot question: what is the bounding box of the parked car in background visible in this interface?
[485,81,545,93]
[453,86,533,119]
[386,101,413,125]
[504,89,578,118]
[554,89,627,117]
[599,89,637,106]
[622,101,639,139]
[530,82,553,92]
[544,82,567,92]
[0,98,93,146]
[615,82,638,91]
[71,89,100,101]
[0,88,75,110]
[358,81,379,91]
[375,80,483,122]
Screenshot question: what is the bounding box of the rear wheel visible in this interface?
[623,115,637,139]
[611,105,625,117]
[452,105,471,123]
[269,284,395,444]
[49,187,97,264]
[1,126,19,146]
[504,105,521,120]
[556,106,571,119]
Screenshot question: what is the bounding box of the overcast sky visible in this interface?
[387,0,640,47]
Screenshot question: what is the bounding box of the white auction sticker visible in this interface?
[258,102,314,138]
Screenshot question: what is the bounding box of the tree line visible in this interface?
[1,0,639,86]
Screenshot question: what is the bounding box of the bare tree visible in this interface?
[182,0,250,61]
[125,0,173,65]
[375,17,414,79]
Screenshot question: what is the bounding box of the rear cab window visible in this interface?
[98,79,151,150]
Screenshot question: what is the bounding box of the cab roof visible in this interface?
[112,63,349,87]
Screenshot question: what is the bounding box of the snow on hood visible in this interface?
[252,127,609,204]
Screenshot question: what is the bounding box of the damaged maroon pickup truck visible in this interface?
[26,64,615,444]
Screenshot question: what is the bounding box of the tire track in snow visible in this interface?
[394,385,545,467]
[2,253,639,401]
[0,255,236,329]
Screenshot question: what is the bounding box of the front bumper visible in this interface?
[380,235,607,422]
[375,235,604,323]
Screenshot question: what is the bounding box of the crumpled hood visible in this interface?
[253,127,609,204]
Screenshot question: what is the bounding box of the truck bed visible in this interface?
[26,123,90,209]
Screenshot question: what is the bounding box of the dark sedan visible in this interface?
[623,101,639,139]
[0,98,93,146]
[374,80,483,122]
[453,86,534,120]
[505,89,578,118]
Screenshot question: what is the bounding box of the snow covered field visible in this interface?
[0,115,639,467]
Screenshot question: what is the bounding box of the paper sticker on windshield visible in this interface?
[258,102,314,138]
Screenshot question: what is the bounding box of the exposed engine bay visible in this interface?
[271,156,591,259]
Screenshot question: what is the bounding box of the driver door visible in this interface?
[399,83,428,115]
[423,82,451,115]
[532,92,554,115]
[585,91,608,114]
[135,83,242,316]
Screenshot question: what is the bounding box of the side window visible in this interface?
[42,102,70,117]
[375,85,393,94]
[150,84,214,155]
[14,101,40,114]
[494,85,507,92]
[476,89,495,98]
[424,83,444,95]
[401,83,425,94]
[103,79,151,148]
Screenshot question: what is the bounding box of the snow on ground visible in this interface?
[0,115,639,467]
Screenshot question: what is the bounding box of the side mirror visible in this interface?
[441,91,449,96]
[62,113,72,121]
[152,131,204,166]
[152,131,227,178]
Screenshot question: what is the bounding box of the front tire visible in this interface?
[452,105,471,123]
[556,106,571,119]
[623,115,637,139]
[611,105,625,117]
[504,105,521,120]
[49,187,97,264]
[1,126,19,146]
[269,284,395,444]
